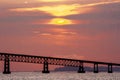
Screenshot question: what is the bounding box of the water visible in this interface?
[0,72,120,80]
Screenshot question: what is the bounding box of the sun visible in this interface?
[48,18,73,25]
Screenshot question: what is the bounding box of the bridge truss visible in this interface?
[0,52,120,74]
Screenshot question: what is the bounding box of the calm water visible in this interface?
[0,72,120,80]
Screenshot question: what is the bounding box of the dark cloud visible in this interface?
[66,3,120,20]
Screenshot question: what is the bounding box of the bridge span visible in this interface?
[0,52,120,74]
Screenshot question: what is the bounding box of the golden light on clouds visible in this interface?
[10,0,120,16]
[10,4,80,17]
[48,18,73,25]
[38,4,80,17]
[9,0,120,26]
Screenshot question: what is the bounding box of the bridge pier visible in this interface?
[108,64,113,73]
[42,58,50,73]
[3,55,11,74]
[94,63,98,73]
[78,62,85,73]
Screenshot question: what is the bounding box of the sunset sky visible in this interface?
[0,0,120,71]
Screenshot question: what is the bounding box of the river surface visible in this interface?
[0,72,120,80]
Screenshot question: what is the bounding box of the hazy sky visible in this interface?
[0,0,120,71]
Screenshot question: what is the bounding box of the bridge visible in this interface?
[0,52,120,74]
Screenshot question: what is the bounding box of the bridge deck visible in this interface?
[0,52,120,74]
[0,52,120,66]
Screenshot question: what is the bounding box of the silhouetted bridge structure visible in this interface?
[0,52,120,74]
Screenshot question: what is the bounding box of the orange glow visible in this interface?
[40,33,52,36]
[10,0,120,17]
[10,4,80,17]
[38,4,80,17]
[33,28,78,46]
[51,28,67,33]
[48,18,73,25]
[39,0,63,2]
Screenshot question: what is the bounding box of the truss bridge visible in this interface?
[0,52,120,74]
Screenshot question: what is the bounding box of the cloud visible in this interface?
[79,0,120,8]
[0,0,120,63]
[9,4,81,17]
[9,0,120,17]
[38,0,64,2]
